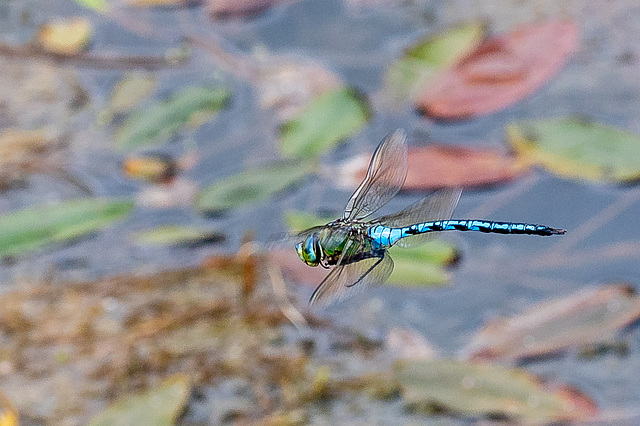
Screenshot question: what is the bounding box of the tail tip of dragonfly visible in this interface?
[550,227,567,235]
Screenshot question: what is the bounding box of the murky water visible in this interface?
[2,0,640,422]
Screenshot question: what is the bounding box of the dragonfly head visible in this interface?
[296,233,322,267]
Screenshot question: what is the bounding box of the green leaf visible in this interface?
[384,22,485,102]
[117,86,231,151]
[134,225,224,247]
[89,374,191,426]
[507,118,640,183]
[196,161,314,213]
[74,0,109,12]
[388,242,456,286]
[98,73,156,125]
[284,210,456,286]
[279,87,371,159]
[396,359,595,422]
[0,198,134,257]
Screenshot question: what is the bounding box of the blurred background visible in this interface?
[1,0,640,424]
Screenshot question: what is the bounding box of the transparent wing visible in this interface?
[343,129,408,221]
[266,225,328,250]
[373,187,462,248]
[309,251,394,308]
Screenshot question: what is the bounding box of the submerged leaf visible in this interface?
[335,144,529,190]
[418,20,578,119]
[117,86,231,151]
[134,225,225,247]
[196,161,314,213]
[396,359,597,422]
[88,374,191,426]
[0,198,134,257]
[36,17,93,56]
[99,73,156,125]
[383,22,485,103]
[74,0,109,12]
[507,118,640,183]
[279,87,371,159]
[462,285,640,362]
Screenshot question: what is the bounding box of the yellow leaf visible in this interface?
[37,17,93,56]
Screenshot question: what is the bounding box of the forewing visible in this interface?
[343,130,408,221]
[374,187,462,248]
[309,251,394,307]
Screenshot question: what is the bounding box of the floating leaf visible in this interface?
[98,73,156,125]
[134,225,225,247]
[74,0,109,12]
[123,154,177,183]
[0,198,134,257]
[383,22,485,103]
[335,144,529,191]
[397,359,597,422]
[278,210,456,287]
[208,0,294,19]
[36,17,93,56]
[417,20,578,119]
[117,86,231,151]
[256,58,342,122]
[88,374,191,426]
[507,118,640,183]
[279,87,371,159]
[462,285,640,363]
[196,161,314,213]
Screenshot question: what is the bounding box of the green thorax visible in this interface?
[318,222,372,264]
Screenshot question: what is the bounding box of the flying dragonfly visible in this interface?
[295,129,565,307]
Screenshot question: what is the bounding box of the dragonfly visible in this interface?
[294,129,565,307]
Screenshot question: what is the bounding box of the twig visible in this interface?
[267,258,311,335]
[0,41,189,70]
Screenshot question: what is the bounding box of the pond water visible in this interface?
[2,0,640,422]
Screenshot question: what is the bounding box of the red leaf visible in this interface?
[462,284,640,363]
[417,20,578,119]
[336,144,529,191]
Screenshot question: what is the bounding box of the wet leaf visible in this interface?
[279,87,372,159]
[0,198,134,257]
[507,118,640,183]
[196,161,314,213]
[99,73,156,125]
[396,359,597,422]
[417,20,578,119]
[74,0,109,12]
[256,58,342,122]
[208,0,294,19]
[335,144,529,190]
[462,285,640,362]
[36,17,93,56]
[279,210,456,287]
[88,374,191,426]
[123,154,177,183]
[117,86,231,151]
[134,225,225,247]
[383,22,485,104]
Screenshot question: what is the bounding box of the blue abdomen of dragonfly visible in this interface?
[368,220,566,246]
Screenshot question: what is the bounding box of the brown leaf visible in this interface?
[336,144,529,191]
[462,284,640,362]
[417,20,578,119]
